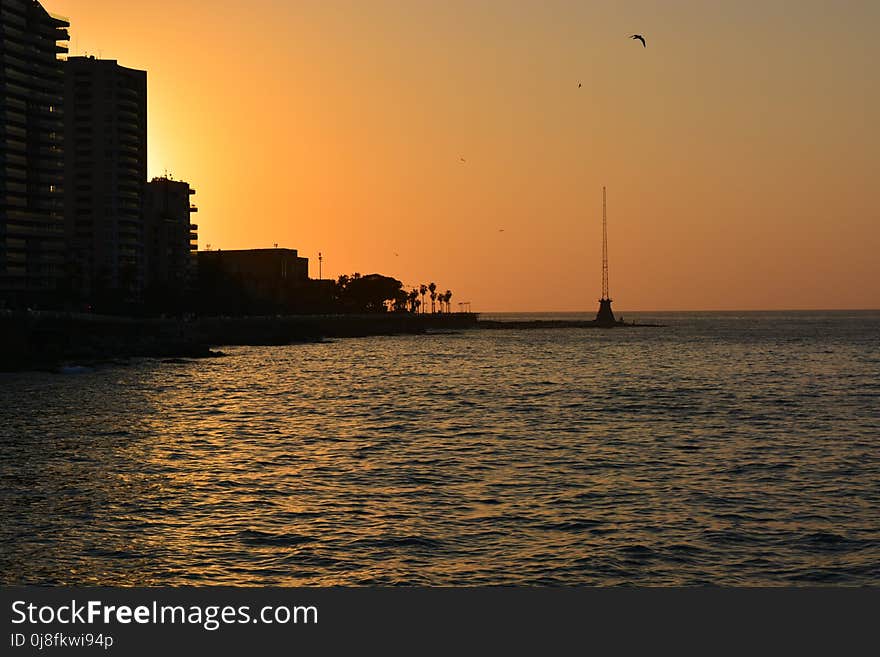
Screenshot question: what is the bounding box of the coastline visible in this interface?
[0,311,479,372]
[0,312,667,373]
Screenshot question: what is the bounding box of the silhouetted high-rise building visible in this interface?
[0,0,69,308]
[144,176,198,309]
[64,56,146,309]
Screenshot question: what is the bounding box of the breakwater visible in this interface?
[476,319,663,329]
[0,311,479,371]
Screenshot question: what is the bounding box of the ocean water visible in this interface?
[1,311,878,586]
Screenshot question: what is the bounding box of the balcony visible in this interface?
[117,86,141,100]
[117,98,142,112]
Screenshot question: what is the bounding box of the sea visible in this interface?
[1,310,878,586]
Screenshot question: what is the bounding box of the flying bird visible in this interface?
[459,157,466,163]
[578,82,582,88]
[630,34,646,47]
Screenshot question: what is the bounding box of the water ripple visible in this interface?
[1,311,879,585]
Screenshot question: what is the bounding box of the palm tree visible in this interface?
[335,274,350,306]
[393,290,408,312]
[444,290,452,313]
[408,289,419,313]
[419,284,428,314]
[429,282,437,314]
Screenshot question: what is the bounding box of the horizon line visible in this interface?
[476,308,880,314]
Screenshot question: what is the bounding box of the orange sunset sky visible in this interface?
[45,0,879,312]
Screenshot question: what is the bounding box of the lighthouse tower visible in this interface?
[595,186,617,326]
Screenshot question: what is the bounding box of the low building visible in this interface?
[197,248,309,314]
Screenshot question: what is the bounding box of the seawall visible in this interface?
[0,311,479,372]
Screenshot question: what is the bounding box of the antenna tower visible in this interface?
[594,186,616,326]
[601,186,609,299]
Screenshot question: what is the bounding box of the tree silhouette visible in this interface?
[443,290,452,313]
[338,273,403,312]
[429,282,437,313]
[407,288,419,313]
[392,289,408,312]
[419,284,427,314]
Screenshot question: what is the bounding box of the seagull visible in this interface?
[578,82,582,88]
[459,157,466,163]
[630,34,646,47]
